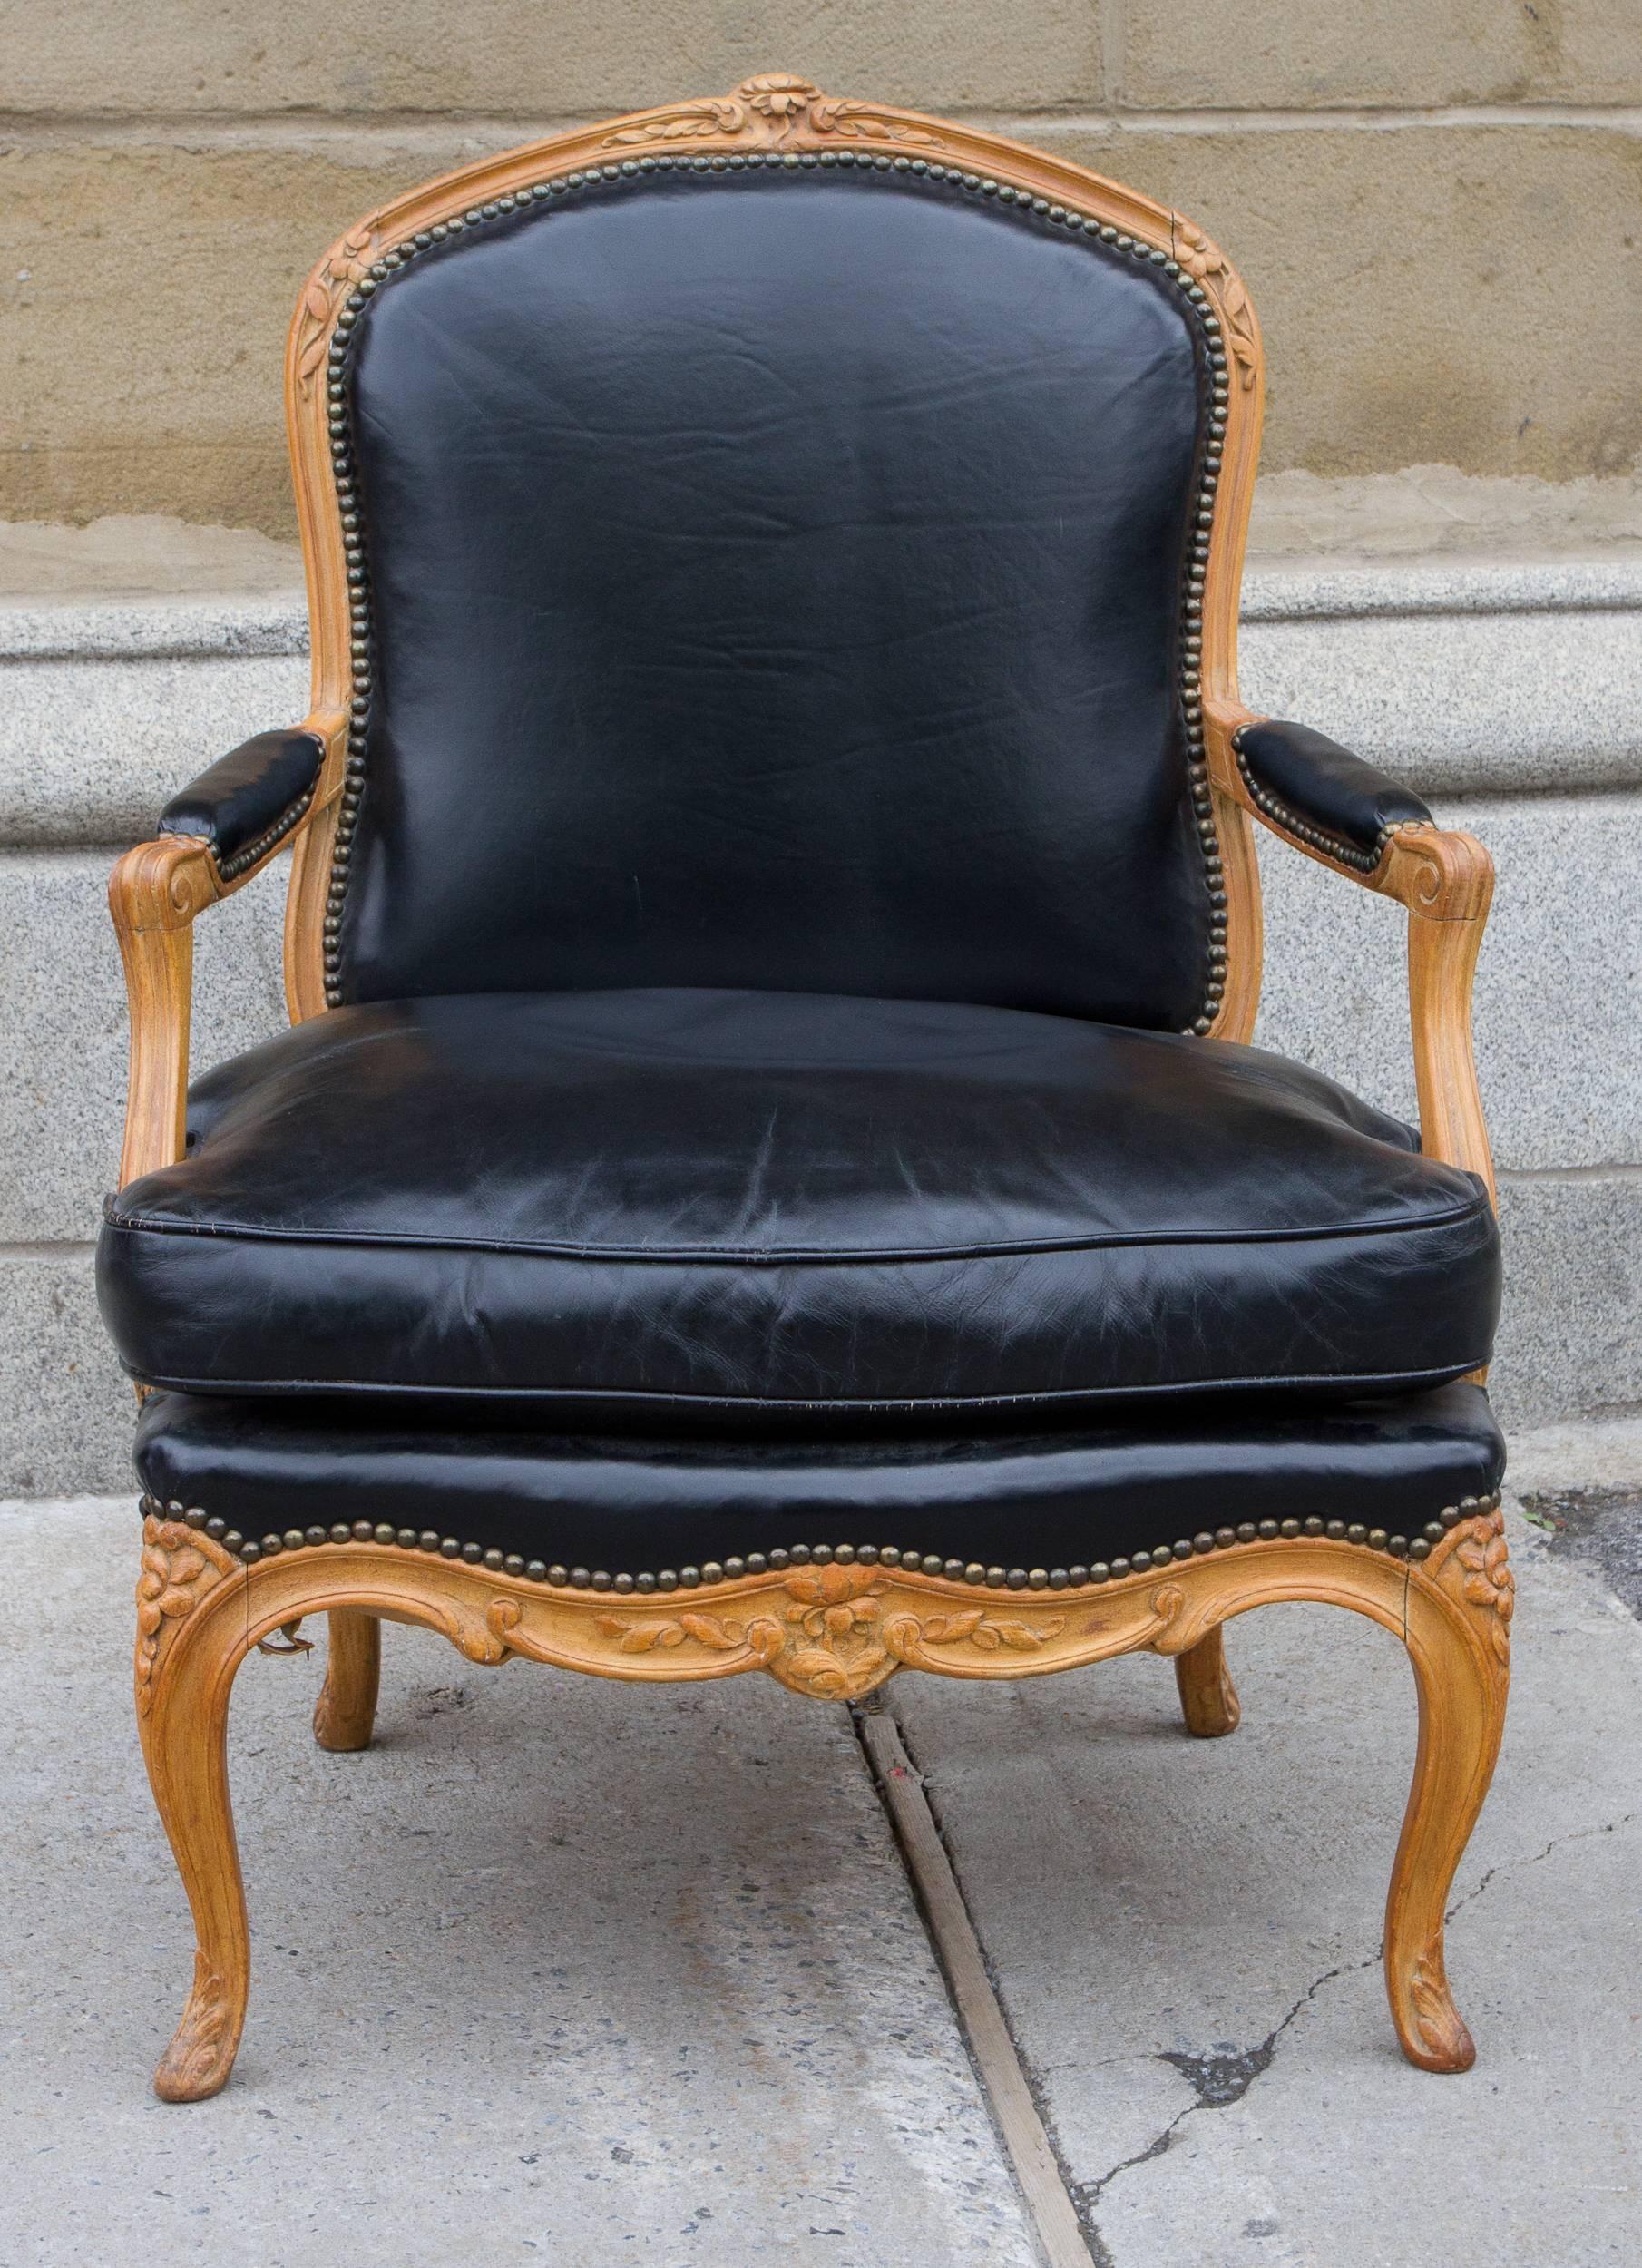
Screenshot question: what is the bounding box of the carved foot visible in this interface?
[1389,1934,1476,2074]
[1174,1626,1241,1737]
[313,1609,381,1751]
[153,1955,245,2103]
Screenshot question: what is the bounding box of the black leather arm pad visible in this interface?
[158,730,325,880]
[1233,719,1431,873]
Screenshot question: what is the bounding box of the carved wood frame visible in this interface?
[138,1510,1510,2101]
[110,76,1510,2103]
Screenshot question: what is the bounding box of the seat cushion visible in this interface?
[132,1381,1506,1579]
[98,987,1500,1414]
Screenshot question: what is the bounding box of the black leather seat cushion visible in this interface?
[100,987,1500,1413]
[133,1381,1506,1577]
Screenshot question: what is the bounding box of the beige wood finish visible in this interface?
[108,79,1508,2107]
[137,1509,1511,2101]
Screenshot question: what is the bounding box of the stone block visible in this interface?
[0,4,1101,122]
[1121,0,1642,111]
[1256,791,1642,1175]
[0,1249,132,1496]
[7,121,1642,531]
[0,651,309,841]
[0,847,288,1245]
[1035,122,1642,487]
[1240,592,1642,795]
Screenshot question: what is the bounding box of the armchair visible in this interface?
[102,78,1507,2106]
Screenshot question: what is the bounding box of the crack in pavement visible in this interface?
[1444,1808,1640,1923]
[1075,1949,1382,2211]
[1079,1804,1642,2224]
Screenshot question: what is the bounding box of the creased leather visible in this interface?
[337,171,1213,1026]
[132,1381,1507,1571]
[99,987,1500,1413]
[1237,719,1431,856]
[158,730,324,862]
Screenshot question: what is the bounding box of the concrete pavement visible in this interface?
[4,1430,1640,2266]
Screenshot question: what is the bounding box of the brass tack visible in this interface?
[1216,1527,1236,1549]
[986,1564,1006,1586]
[1347,1523,1367,1544]
[1279,1518,1301,1539]
[1256,1519,1278,1540]
[528,1560,549,1582]
[1368,1529,1389,1551]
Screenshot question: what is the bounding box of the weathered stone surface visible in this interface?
[0,6,1100,119]
[0,1252,131,1496]
[1037,121,1642,487]
[5,122,1641,532]
[0,847,288,1246]
[1122,0,1642,110]
[1256,791,1642,1176]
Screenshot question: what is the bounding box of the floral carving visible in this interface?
[1407,1935,1473,2066]
[1455,1513,1514,1666]
[1172,220,1258,391]
[295,226,376,397]
[601,77,947,154]
[589,1563,1067,1700]
[1424,1508,1513,1669]
[135,1515,236,1716]
[153,1958,239,2104]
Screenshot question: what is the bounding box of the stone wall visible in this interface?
[4,4,1641,530]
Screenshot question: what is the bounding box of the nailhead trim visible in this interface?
[319,152,1228,1029]
[213,783,318,884]
[141,1488,1502,1585]
[1231,728,1390,875]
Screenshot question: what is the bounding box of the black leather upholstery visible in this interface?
[337,167,1216,1028]
[132,1381,1506,1573]
[1236,719,1431,864]
[99,987,1500,1413]
[159,730,324,870]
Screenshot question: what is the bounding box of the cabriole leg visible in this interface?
[1173,1625,1241,1737]
[135,1515,253,2102]
[314,1608,381,1752]
[1383,1511,1512,2072]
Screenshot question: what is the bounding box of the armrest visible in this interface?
[1232,718,1431,874]
[1204,698,1496,1220]
[110,720,338,1191]
[158,728,324,880]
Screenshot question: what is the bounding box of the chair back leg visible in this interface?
[1173,1626,1242,1737]
[313,1608,382,1752]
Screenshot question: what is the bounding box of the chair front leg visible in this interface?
[1383,1507,1512,2072]
[135,1513,256,2102]
[1173,1625,1241,1737]
[314,1609,382,1752]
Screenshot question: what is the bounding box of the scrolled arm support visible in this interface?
[109,716,343,1192]
[1204,699,1496,1210]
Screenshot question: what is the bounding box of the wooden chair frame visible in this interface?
[110,78,1506,2104]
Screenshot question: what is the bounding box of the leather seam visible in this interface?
[122,1359,1495,1406]
[101,1191,1495,1260]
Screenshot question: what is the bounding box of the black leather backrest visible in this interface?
[336,159,1217,1027]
